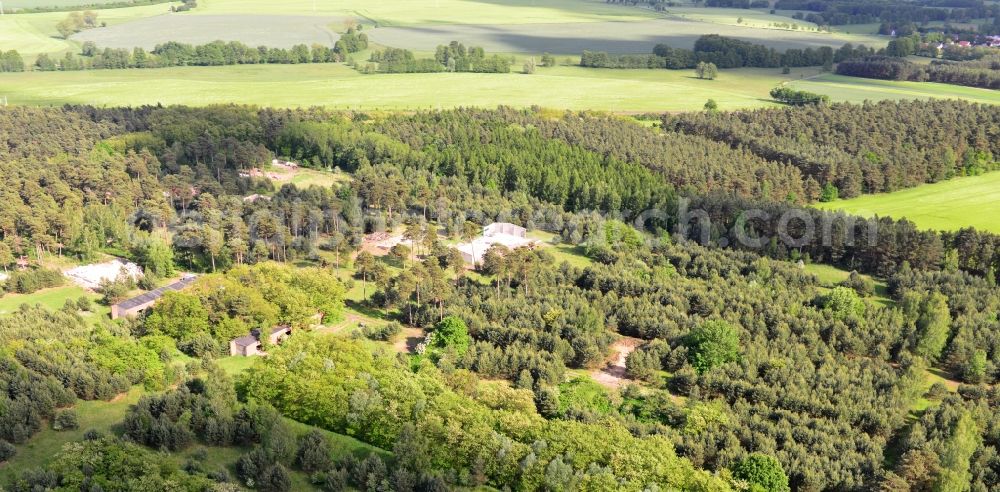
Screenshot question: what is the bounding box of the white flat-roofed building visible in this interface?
[455,222,534,265]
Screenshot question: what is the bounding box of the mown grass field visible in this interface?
[814,172,1000,233]
[0,284,100,316]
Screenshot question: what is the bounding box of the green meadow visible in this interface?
[2,63,997,111]
[815,172,1000,233]
[0,285,100,316]
[789,73,1000,105]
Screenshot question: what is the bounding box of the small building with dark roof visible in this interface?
[110,275,198,320]
[229,326,292,357]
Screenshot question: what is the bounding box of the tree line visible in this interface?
[579,34,875,70]
[32,36,367,72]
[365,41,511,74]
[836,55,1000,90]
[773,0,995,27]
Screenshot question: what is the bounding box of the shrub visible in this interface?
[53,409,79,431]
[7,268,64,294]
[732,453,790,492]
[0,440,15,462]
[76,296,92,311]
[358,322,402,341]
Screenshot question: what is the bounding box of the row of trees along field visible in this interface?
[2,103,1000,490]
[836,55,1000,90]
[580,35,876,70]
[773,0,997,26]
[365,41,512,74]
[29,32,367,72]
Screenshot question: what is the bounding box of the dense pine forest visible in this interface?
[836,55,1000,90]
[1,102,999,491]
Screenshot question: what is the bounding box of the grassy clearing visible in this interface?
[814,171,1000,233]
[804,263,891,305]
[191,0,656,25]
[0,386,144,481]
[789,73,1000,105]
[528,231,594,269]
[215,355,258,376]
[0,284,99,316]
[0,366,387,485]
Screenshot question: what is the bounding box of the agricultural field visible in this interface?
[0,2,180,60]
[72,13,345,49]
[1,0,160,8]
[186,0,658,25]
[366,16,884,54]
[3,62,998,111]
[814,171,1000,233]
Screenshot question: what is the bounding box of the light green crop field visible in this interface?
[2,0,162,7]
[189,0,657,25]
[0,2,180,59]
[2,63,997,111]
[788,73,1000,105]
[814,172,1000,233]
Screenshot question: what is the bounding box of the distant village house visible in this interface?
[230,326,292,357]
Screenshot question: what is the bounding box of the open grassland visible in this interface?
[815,172,1000,233]
[0,2,179,60]
[188,0,657,25]
[788,73,1000,105]
[3,63,998,111]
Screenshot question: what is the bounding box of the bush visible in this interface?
[98,277,134,305]
[0,440,15,462]
[53,409,79,431]
[732,453,790,492]
[296,430,333,473]
[7,268,63,294]
[358,322,402,341]
[76,296,92,311]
